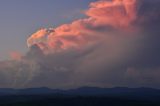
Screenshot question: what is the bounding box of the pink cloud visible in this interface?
[27,0,139,54]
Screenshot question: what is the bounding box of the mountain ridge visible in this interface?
[0,86,160,97]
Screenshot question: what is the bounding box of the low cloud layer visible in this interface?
[0,0,160,89]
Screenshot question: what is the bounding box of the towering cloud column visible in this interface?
[1,0,160,88]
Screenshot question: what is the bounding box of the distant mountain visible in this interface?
[0,87,160,106]
[0,87,160,101]
[64,87,160,100]
[0,87,61,96]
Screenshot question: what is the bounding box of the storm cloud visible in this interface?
[0,0,160,89]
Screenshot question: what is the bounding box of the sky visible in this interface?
[0,0,160,89]
[0,0,94,60]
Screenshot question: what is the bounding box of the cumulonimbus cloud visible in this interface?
[0,0,160,89]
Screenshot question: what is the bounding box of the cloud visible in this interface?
[0,0,160,89]
[27,0,140,54]
[86,0,139,28]
[9,51,22,61]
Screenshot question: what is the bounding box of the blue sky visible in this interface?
[0,0,95,60]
